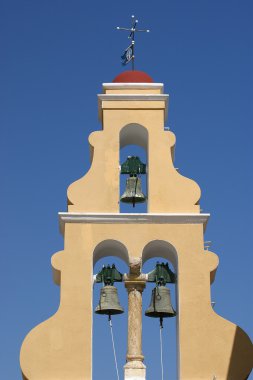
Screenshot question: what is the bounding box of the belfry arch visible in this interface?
[120,123,148,150]
[93,240,129,379]
[142,240,178,270]
[142,240,178,379]
[20,73,253,380]
[93,239,129,266]
[119,124,148,212]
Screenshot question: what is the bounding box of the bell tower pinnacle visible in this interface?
[20,68,252,379]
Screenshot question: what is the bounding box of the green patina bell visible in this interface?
[95,264,124,316]
[95,285,124,316]
[146,262,177,285]
[120,156,146,175]
[145,285,176,318]
[120,156,146,207]
[120,176,146,206]
[145,262,176,319]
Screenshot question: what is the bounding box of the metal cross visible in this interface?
[116,15,150,70]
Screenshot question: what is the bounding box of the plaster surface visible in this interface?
[20,83,253,380]
[67,84,201,214]
[20,222,253,379]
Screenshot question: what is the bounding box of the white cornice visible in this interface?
[102,83,164,92]
[98,94,168,101]
[58,212,210,234]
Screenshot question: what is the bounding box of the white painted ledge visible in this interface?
[102,82,164,92]
[58,212,210,234]
[98,94,168,102]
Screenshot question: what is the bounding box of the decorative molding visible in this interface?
[59,212,210,234]
[98,94,168,102]
[102,83,164,92]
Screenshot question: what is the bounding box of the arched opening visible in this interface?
[93,239,129,266]
[119,124,148,213]
[142,241,178,380]
[93,240,129,380]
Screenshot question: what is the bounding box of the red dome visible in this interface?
[113,70,153,83]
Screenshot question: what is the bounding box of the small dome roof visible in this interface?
[113,70,153,83]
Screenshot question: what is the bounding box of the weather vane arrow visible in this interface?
[116,15,150,70]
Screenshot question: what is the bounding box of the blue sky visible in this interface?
[0,0,252,379]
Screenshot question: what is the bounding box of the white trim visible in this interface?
[102,83,164,92]
[98,94,168,101]
[59,212,210,234]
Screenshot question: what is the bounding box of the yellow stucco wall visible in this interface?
[20,222,253,379]
[67,84,201,213]
[20,83,253,379]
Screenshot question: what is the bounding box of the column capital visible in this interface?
[124,274,147,293]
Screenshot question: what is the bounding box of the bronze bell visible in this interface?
[95,285,124,316]
[120,176,146,206]
[145,286,176,318]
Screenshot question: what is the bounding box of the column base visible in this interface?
[124,361,146,380]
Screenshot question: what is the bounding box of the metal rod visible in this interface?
[132,40,135,70]
[117,27,131,31]
[132,16,135,70]
[116,15,149,69]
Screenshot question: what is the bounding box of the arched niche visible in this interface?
[120,123,148,150]
[93,239,129,267]
[142,241,178,380]
[93,241,129,379]
[142,240,178,272]
[119,124,148,213]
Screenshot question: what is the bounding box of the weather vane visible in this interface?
[116,15,150,70]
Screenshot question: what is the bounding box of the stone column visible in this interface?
[124,277,146,380]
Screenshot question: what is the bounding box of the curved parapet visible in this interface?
[20,237,93,380]
[67,129,119,212]
[66,82,202,213]
[67,125,201,213]
[177,249,253,379]
[147,128,201,212]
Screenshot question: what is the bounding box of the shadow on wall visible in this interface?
[142,240,178,271]
[93,239,129,266]
[226,326,253,380]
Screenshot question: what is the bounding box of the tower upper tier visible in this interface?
[67,78,201,213]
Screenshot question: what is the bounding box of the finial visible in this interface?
[116,16,150,70]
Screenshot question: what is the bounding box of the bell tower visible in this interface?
[20,69,253,380]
